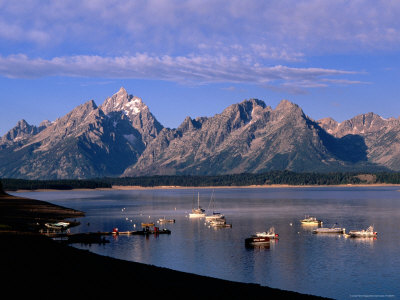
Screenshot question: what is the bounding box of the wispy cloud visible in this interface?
[1,1,400,56]
[0,53,362,93]
[0,1,392,93]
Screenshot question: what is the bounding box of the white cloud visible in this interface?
[0,53,362,93]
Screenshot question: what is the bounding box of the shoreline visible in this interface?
[0,191,327,298]
[9,183,400,193]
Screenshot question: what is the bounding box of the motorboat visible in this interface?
[141,222,155,227]
[158,217,175,223]
[189,192,206,218]
[245,235,270,246]
[44,221,70,230]
[209,218,232,228]
[313,226,345,234]
[205,212,225,222]
[300,216,323,225]
[255,227,279,239]
[346,225,377,238]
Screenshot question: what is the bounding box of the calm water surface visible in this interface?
[14,187,400,299]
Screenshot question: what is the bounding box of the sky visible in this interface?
[1,0,400,135]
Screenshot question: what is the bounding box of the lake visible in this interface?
[13,186,400,299]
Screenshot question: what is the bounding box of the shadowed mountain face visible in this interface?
[0,88,395,179]
[318,113,400,171]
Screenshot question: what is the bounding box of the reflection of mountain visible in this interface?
[1,87,399,179]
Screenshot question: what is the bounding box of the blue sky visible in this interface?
[1,0,400,135]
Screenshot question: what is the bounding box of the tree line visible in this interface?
[2,171,400,191]
[0,178,112,191]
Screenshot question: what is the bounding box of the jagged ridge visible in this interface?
[0,88,398,179]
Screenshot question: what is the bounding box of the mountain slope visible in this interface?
[318,113,400,171]
[0,89,163,179]
[0,89,397,179]
[123,99,384,176]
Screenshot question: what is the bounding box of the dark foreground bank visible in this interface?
[0,193,328,299]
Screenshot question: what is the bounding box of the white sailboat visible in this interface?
[205,190,224,221]
[189,192,206,218]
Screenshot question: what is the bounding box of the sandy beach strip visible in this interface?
[9,183,400,193]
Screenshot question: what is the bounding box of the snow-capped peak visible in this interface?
[124,97,143,114]
[101,87,147,116]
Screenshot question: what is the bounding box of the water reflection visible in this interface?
[300,223,321,231]
[345,236,377,246]
[11,187,400,300]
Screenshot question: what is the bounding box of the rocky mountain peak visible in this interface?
[318,112,399,138]
[0,119,39,145]
[100,87,147,117]
[16,119,29,128]
[272,99,305,124]
[275,99,300,111]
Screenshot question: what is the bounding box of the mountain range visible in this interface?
[1,87,399,179]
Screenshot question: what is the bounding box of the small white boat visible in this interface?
[255,227,279,239]
[313,226,345,234]
[205,212,225,222]
[189,192,206,218]
[45,222,70,229]
[209,218,232,228]
[158,217,175,223]
[346,226,377,238]
[301,216,322,225]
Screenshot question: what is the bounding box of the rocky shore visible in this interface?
[0,191,328,298]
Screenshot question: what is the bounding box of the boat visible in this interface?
[313,226,345,234]
[255,227,279,239]
[245,235,270,245]
[141,222,155,227]
[205,190,225,221]
[134,226,171,235]
[209,218,232,228]
[189,192,206,218]
[346,225,377,238]
[300,216,323,225]
[44,221,70,230]
[113,227,171,235]
[158,217,175,223]
[205,212,225,222]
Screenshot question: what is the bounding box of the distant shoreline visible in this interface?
[10,183,400,193]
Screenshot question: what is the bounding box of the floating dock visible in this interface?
[43,227,171,244]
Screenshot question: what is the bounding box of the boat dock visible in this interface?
[42,227,171,244]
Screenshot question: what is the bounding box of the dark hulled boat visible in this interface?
[245,235,270,246]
